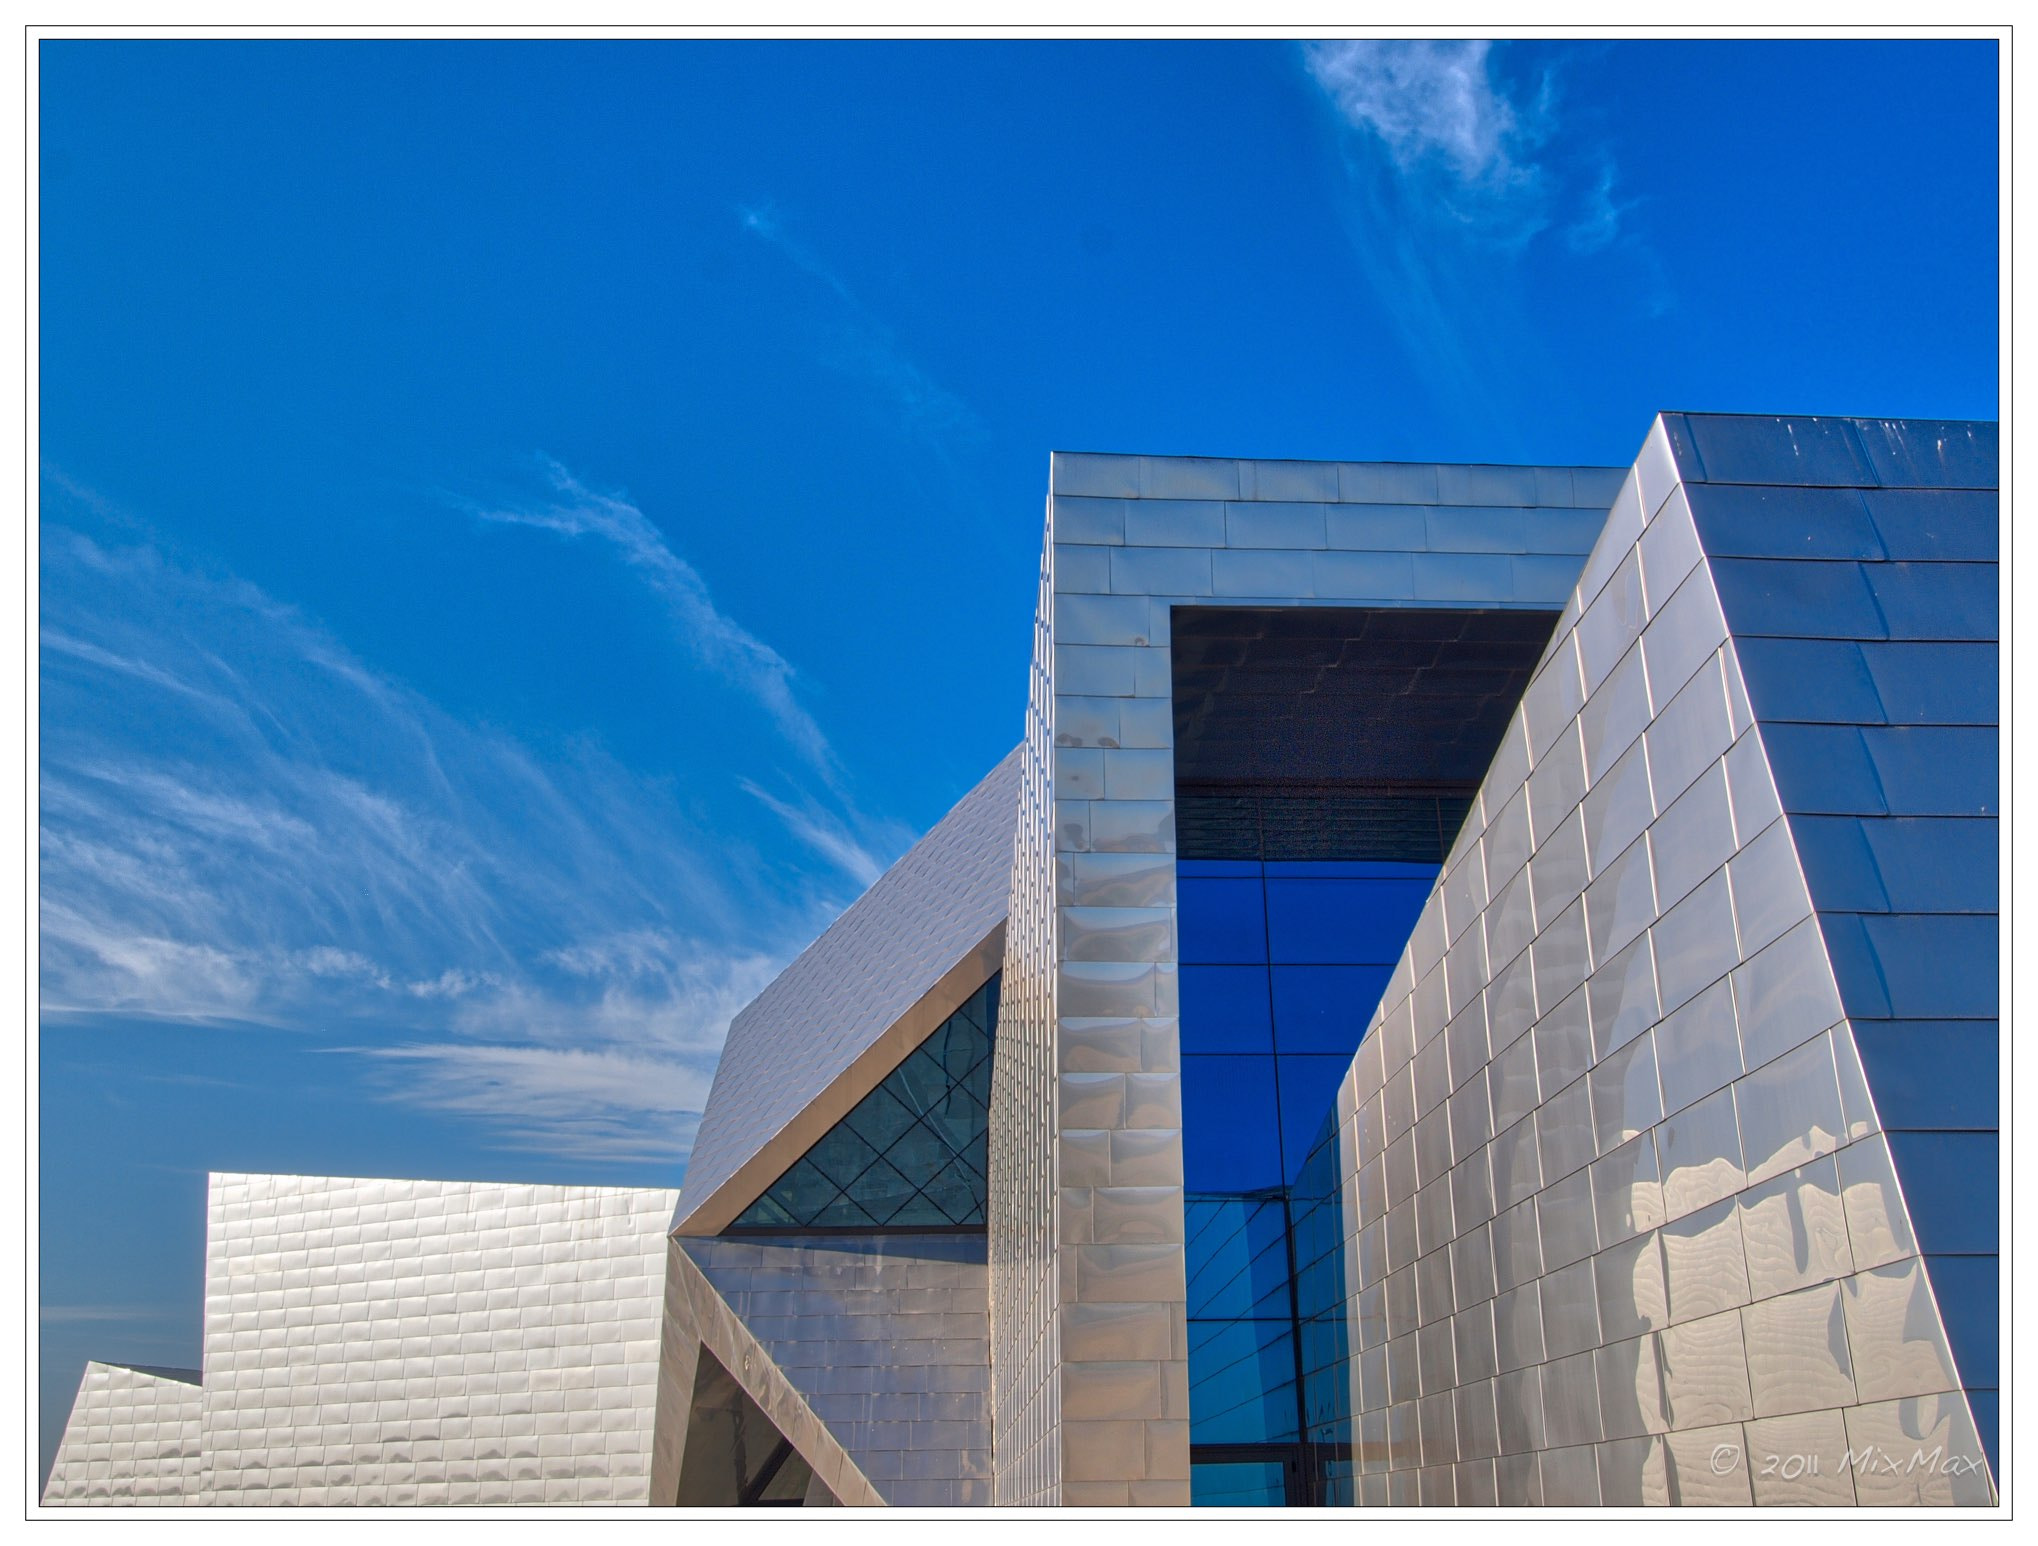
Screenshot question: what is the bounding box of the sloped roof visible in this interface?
[673,749,1020,1234]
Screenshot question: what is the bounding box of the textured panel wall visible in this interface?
[1005,452,1619,1504]
[649,1237,885,1507]
[680,751,1019,1233]
[201,1174,677,1505]
[41,1363,203,1506]
[990,514,1063,1504]
[1331,416,1995,1507]
[681,1234,991,1505]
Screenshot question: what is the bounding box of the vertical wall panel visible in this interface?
[1333,416,1996,1506]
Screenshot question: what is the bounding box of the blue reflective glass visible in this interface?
[1180,965,1274,1054]
[1270,963,1392,1053]
[1185,1195,1293,1320]
[1181,1055,1283,1191]
[1852,1021,1999,1129]
[1263,858,1439,879]
[1188,1319,1300,1443]
[1299,1314,1352,1438]
[1265,874,1434,964]
[1922,1254,1998,1394]
[1178,875,1268,964]
[1191,1460,1287,1507]
[1275,1055,1352,1181]
[1884,1130,1998,1255]
[1179,858,1265,879]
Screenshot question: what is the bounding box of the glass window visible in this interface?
[1180,965,1274,1054]
[1265,873,1434,964]
[1181,1055,1283,1192]
[1269,963,1393,1054]
[1191,1460,1288,1507]
[1188,1319,1301,1444]
[729,975,997,1231]
[1186,1195,1293,1320]
[1178,874,1269,964]
[1275,1054,1355,1181]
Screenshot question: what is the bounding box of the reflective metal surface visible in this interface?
[50,1174,682,1507]
[41,1364,202,1506]
[678,752,1019,1235]
[1019,449,1611,1503]
[1324,418,1996,1507]
[51,422,1994,1509]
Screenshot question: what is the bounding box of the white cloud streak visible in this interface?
[739,203,981,450]
[1306,39,1544,206]
[38,506,842,1163]
[739,778,895,890]
[466,459,837,777]
[1301,40,1660,435]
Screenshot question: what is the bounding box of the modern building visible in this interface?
[44,413,2000,1509]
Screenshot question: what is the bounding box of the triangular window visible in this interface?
[727,974,998,1231]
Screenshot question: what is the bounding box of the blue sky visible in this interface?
[36,37,1998,1472]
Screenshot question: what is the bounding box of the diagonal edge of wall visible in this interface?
[648,1235,887,1507]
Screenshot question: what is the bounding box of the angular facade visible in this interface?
[46,414,1998,1510]
[47,1175,679,1505]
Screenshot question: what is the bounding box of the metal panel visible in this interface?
[681,1235,990,1506]
[678,752,1018,1235]
[52,1174,680,1507]
[1325,419,1994,1508]
[41,1364,203,1506]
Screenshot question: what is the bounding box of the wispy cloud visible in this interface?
[1306,40,1549,226]
[739,777,901,890]
[38,497,847,1163]
[464,458,837,777]
[1302,40,1665,427]
[39,1305,181,1326]
[739,202,981,450]
[456,455,906,885]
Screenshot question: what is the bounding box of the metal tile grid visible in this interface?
[40,1363,203,1506]
[989,516,1063,1504]
[1332,417,1994,1507]
[681,1234,992,1506]
[199,1173,678,1506]
[678,749,1020,1235]
[1001,452,1619,1504]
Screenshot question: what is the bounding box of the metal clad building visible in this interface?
[46,414,1999,1509]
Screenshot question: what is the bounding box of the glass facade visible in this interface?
[729,976,999,1231]
[1180,858,1435,1504]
